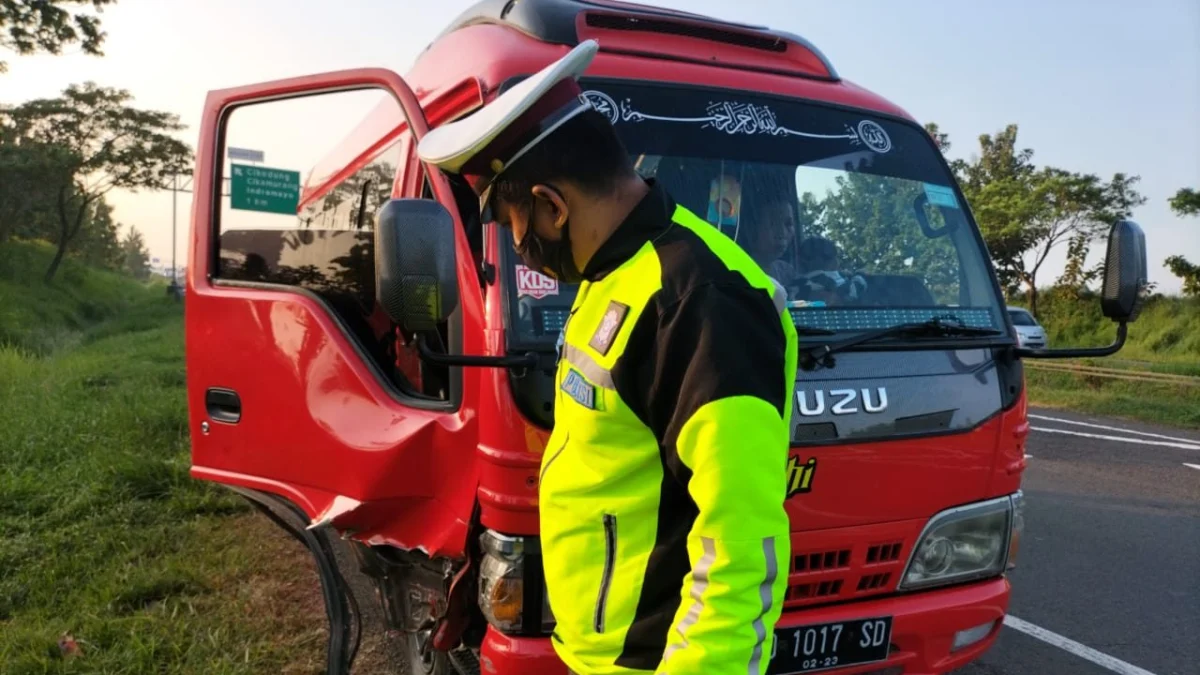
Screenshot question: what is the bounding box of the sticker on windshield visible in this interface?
[516,264,559,299]
[706,175,743,228]
[923,183,960,210]
[581,90,892,154]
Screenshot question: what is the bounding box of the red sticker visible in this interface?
[515,265,559,299]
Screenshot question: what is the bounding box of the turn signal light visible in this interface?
[478,530,527,633]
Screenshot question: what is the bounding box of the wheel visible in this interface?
[406,627,452,675]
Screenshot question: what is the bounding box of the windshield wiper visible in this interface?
[800,316,1004,370]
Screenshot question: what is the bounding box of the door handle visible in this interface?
[205,388,242,424]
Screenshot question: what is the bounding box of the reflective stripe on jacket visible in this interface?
[539,180,799,675]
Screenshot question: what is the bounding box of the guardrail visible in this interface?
[1024,361,1200,387]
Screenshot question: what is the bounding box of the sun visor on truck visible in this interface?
[416,39,600,217]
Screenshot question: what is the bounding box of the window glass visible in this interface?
[501,80,1005,346]
[215,89,406,379]
[1007,309,1037,326]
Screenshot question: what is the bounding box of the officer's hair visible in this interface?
[490,108,636,211]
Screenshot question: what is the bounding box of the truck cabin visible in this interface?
[216,0,1013,425]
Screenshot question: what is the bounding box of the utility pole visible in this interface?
[169,173,194,300]
[166,171,229,299]
[171,174,178,285]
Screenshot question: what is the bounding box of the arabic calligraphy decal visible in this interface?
[582,90,892,154]
[856,120,892,153]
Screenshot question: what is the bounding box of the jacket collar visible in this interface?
[581,178,675,282]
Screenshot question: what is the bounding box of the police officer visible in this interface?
[418,40,798,675]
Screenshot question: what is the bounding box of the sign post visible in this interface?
[227,147,266,163]
[229,164,301,215]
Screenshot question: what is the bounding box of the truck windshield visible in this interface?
[499,79,1006,348]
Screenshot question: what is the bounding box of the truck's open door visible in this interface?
[185,67,486,583]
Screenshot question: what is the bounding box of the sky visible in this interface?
[3,0,1198,293]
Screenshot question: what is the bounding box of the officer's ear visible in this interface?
[530,184,569,231]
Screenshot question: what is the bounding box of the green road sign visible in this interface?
[230,163,300,215]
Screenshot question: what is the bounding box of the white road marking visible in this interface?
[1031,427,1200,451]
[1029,414,1200,445]
[1004,615,1160,675]
[1184,463,1200,471]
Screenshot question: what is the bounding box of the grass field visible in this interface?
[0,241,327,674]
[1017,291,1200,428]
[1025,369,1200,429]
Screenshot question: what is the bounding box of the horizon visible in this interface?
[3,0,1198,294]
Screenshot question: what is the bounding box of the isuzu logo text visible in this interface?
[796,388,888,416]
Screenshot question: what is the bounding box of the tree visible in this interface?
[954,125,1043,296]
[1056,230,1101,294]
[0,136,79,242]
[954,124,1145,315]
[1165,187,1200,295]
[120,224,150,279]
[1168,187,1200,217]
[1163,256,1199,297]
[1,82,192,281]
[0,0,116,72]
[924,122,951,154]
[75,197,122,270]
[814,172,961,304]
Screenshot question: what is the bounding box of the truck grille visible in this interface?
[785,520,921,609]
[795,549,850,572]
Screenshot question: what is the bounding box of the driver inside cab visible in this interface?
[742,199,799,293]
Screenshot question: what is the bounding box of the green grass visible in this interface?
[0,240,328,674]
[0,240,173,356]
[1016,290,1200,429]
[1025,369,1200,429]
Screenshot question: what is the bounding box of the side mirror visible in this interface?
[374,197,539,372]
[1099,219,1148,324]
[374,198,459,332]
[1017,219,1149,360]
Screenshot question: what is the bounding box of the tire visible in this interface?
[406,627,452,675]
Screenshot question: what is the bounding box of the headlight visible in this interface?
[900,495,1017,591]
[479,530,526,632]
[477,530,555,634]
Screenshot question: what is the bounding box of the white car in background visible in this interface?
[1007,306,1048,349]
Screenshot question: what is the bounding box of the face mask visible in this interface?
[512,189,582,283]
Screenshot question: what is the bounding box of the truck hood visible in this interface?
[785,347,1005,531]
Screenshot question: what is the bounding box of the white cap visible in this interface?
[417,39,600,204]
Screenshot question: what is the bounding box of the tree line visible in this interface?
[1,1,191,282]
[1,1,1197,302]
[923,124,1198,310]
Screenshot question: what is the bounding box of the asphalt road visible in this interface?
[953,408,1200,675]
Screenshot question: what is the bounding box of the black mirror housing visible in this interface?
[1100,219,1148,324]
[374,198,459,333]
[1017,218,1149,360]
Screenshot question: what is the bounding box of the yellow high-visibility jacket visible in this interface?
[539,179,799,675]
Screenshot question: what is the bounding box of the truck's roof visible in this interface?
[303,0,918,205]
[406,0,914,123]
[431,0,839,78]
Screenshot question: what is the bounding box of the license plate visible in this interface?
[767,616,893,674]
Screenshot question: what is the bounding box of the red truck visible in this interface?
[186,1,1149,673]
